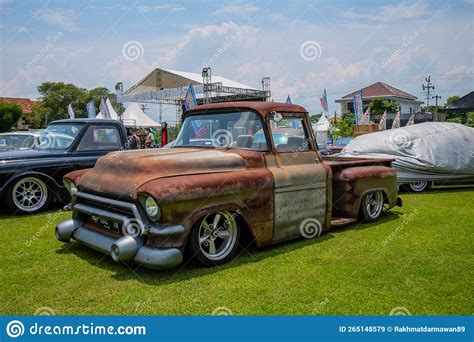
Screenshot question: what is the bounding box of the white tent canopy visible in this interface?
[121,102,159,127]
[313,115,332,146]
[315,115,331,131]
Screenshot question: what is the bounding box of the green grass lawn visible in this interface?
[1,190,473,315]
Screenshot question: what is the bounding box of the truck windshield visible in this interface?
[174,111,268,151]
[36,123,84,150]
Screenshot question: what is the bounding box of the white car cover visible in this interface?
[338,122,474,183]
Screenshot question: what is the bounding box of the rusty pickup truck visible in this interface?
[55,102,402,269]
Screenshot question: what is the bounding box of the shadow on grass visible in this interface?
[55,211,402,286]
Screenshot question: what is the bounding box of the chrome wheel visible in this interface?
[409,181,429,192]
[12,177,48,212]
[198,211,238,261]
[364,191,384,220]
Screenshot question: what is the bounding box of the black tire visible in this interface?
[6,176,52,214]
[188,211,240,267]
[408,181,431,192]
[359,191,384,222]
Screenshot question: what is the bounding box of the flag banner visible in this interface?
[67,103,75,119]
[392,111,401,129]
[363,107,371,124]
[320,88,329,115]
[379,111,387,131]
[286,95,292,104]
[184,84,197,111]
[99,97,111,119]
[86,100,96,118]
[406,114,415,126]
[353,90,363,125]
[0,315,470,342]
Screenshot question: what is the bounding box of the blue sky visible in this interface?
[0,0,473,122]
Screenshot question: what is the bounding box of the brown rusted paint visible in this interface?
[186,101,308,119]
[65,101,401,259]
[331,164,398,218]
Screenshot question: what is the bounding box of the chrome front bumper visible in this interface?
[55,191,184,269]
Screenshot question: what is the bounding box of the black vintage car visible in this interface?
[0,119,129,214]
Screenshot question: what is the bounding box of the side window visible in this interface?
[76,125,121,151]
[269,116,310,153]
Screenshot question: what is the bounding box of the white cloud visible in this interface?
[341,1,431,23]
[33,8,77,30]
[135,4,185,12]
[214,2,259,16]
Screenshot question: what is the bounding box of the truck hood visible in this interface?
[77,148,246,198]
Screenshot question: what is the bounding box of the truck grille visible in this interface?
[73,191,144,236]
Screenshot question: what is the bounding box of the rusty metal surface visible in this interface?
[75,148,246,200]
[185,101,308,118]
[331,165,398,218]
[265,151,329,241]
[63,101,401,259]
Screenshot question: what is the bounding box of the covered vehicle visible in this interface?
[327,137,354,154]
[338,122,474,191]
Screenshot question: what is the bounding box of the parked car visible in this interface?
[327,137,354,154]
[56,102,402,269]
[0,131,42,151]
[0,119,130,214]
[339,122,474,192]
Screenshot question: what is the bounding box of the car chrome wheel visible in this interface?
[198,211,238,261]
[364,191,384,220]
[12,177,49,213]
[409,181,429,192]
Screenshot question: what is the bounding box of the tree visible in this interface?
[28,103,50,129]
[446,95,460,106]
[37,82,87,123]
[0,102,23,132]
[333,111,355,138]
[34,82,117,127]
[310,113,322,123]
[366,97,399,115]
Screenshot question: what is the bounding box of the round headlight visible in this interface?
[70,183,78,195]
[145,196,160,219]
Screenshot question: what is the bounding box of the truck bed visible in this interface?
[323,156,398,227]
[322,156,394,170]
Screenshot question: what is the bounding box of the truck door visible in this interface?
[265,113,329,241]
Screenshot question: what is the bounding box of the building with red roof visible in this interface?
[335,82,423,115]
[0,97,39,130]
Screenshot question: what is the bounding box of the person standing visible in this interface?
[145,128,155,148]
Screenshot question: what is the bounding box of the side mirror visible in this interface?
[271,111,282,122]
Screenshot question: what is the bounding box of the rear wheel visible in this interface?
[408,181,431,192]
[188,211,240,267]
[360,191,384,222]
[6,176,51,214]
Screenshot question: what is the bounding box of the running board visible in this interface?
[331,217,357,227]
